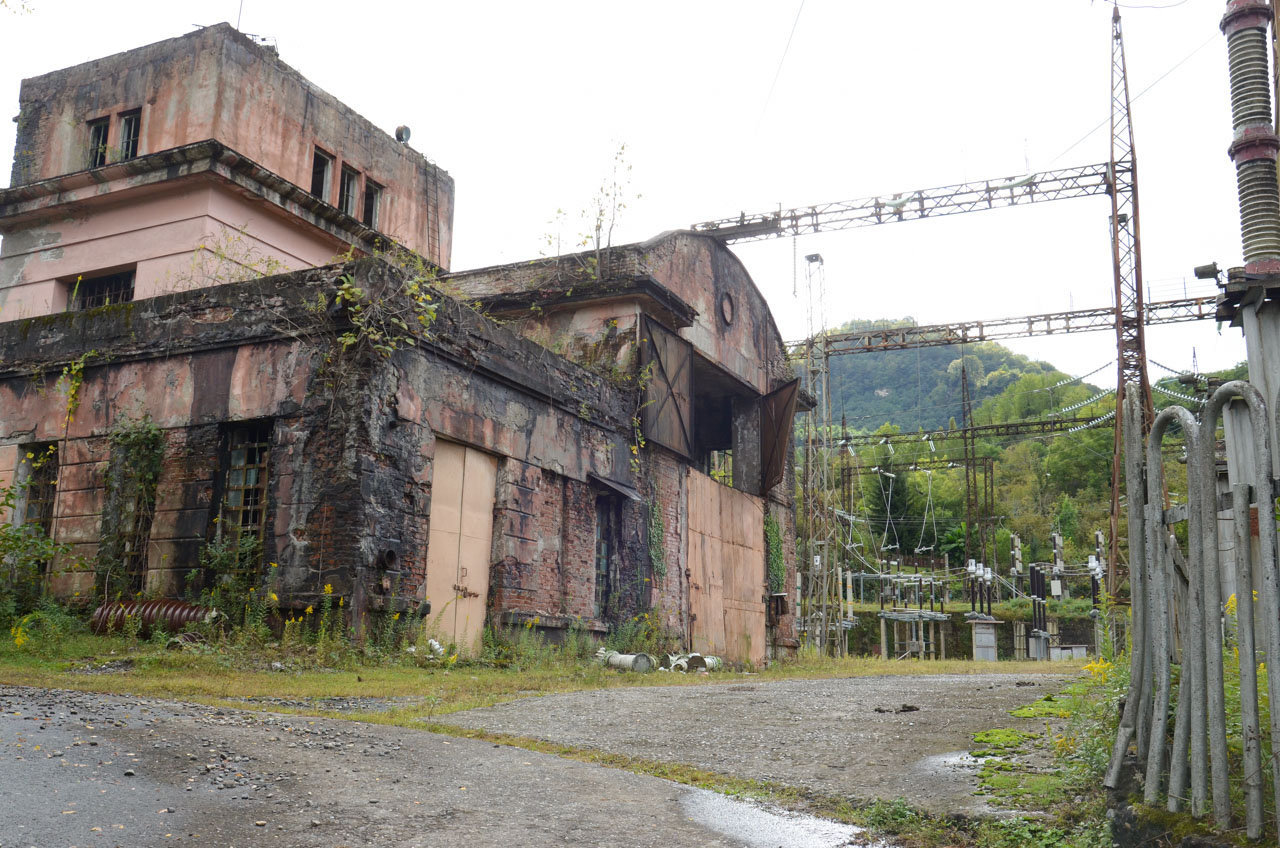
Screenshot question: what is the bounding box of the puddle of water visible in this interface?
[680,787,896,847]
[914,750,981,773]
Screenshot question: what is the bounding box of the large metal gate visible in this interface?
[686,469,767,665]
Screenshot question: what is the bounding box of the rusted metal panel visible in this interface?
[640,316,693,458]
[424,440,498,656]
[686,469,766,665]
[760,379,799,492]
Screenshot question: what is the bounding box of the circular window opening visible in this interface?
[720,293,735,325]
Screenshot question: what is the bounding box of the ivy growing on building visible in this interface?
[647,501,666,582]
[97,415,165,599]
[765,512,785,595]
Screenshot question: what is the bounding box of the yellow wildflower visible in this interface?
[324,584,333,595]
[393,612,400,620]
[305,605,314,615]
[270,592,278,602]
[270,562,278,569]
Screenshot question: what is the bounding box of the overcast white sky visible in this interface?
[0,1,1251,383]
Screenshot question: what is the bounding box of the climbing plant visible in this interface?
[647,501,666,582]
[765,512,785,595]
[97,415,165,599]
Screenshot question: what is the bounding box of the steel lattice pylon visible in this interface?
[1107,6,1153,595]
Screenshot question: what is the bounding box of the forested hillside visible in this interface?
[824,318,1070,431]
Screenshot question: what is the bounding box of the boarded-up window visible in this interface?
[639,316,693,458]
[760,380,800,492]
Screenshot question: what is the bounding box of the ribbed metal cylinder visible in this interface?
[1228,27,1272,131]
[1237,157,1280,261]
[1224,7,1280,266]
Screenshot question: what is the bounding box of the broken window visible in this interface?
[117,110,141,160]
[594,496,618,618]
[338,165,360,217]
[16,443,58,536]
[87,117,109,168]
[70,270,134,310]
[310,148,333,200]
[219,421,272,544]
[362,179,382,228]
[708,450,733,486]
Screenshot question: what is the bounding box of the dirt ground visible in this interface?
[440,672,1075,815]
[0,684,868,848]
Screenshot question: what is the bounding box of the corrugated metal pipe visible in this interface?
[91,599,222,638]
[1223,0,1280,271]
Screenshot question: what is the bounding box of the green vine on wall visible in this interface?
[765,513,785,595]
[647,501,666,582]
[97,415,164,599]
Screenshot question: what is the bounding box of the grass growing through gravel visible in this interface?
[0,631,1091,848]
[0,634,1081,716]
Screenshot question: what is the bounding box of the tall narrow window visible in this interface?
[220,422,272,543]
[310,148,333,200]
[594,497,617,618]
[69,270,134,311]
[338,165,360,217]
[117,110,141,160]
[18,444,59,536]
[87,117,109,168]
[362,179,382,228]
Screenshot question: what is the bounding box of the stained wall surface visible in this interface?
[9,24,453,269]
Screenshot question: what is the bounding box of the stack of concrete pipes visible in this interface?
[1105,383,1279,841]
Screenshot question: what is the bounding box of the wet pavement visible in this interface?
[0,685,877,847]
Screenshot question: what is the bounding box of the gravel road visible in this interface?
[441,672,1074,815]
[0,684,870,848]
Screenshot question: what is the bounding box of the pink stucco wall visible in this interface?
[10,23,453,269]
[0,177,346,319]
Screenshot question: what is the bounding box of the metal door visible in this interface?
[425,441,498,655]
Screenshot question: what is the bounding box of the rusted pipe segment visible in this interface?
[1152,404,1205,812]
[1232,483,1264,840]
[1106,392,1151,789]
[90,599,220,638]
[1205,381,1278,832]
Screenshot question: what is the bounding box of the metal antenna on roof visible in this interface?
[236,0,244,30]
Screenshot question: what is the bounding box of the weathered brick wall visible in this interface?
[647,448,688,640]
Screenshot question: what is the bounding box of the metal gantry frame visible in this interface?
[695,8,1158,597]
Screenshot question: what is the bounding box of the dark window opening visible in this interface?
[594,496,618,618]
[87,117,109,168]
[310,148,333,200]
[362,179,382,228]
[18,443,58,536]
[118,110,141,160]
[220,421,272,545]
[70,270,135,311]
[338,165,360,217]
[708,450,733,486]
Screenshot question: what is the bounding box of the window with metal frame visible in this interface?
[362,179,382,228]
[310,148,333,200]
[117,110,141,160]
[220,422,272,543]
[70,270,135,311]
[19,443,58,536]
[338,165,360,217]
[87,117,109,168]
[594,496,617,618]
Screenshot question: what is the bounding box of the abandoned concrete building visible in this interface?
[0,25,800,664]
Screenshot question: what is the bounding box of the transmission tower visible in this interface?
[1106,5,1153,595]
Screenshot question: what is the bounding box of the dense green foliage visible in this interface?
[823,318,1066,432]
